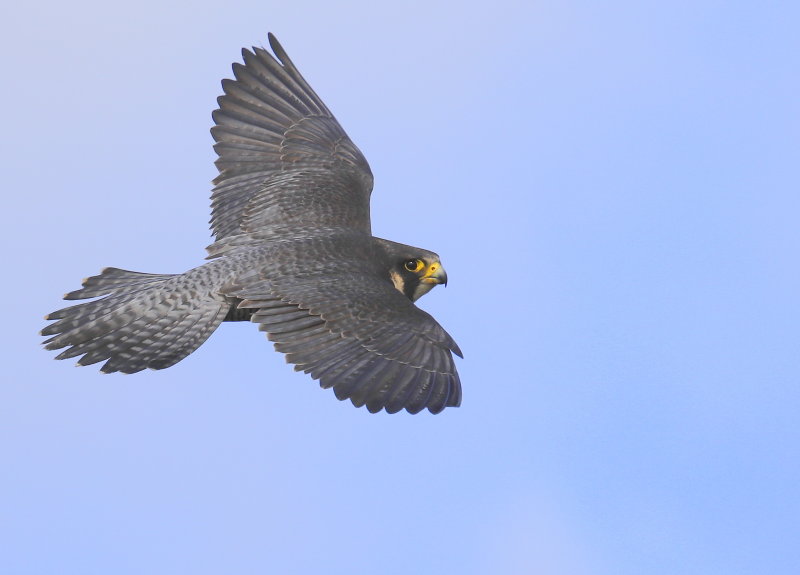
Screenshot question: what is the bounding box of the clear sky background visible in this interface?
[3,1,799,573]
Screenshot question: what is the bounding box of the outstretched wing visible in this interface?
[211,33,374,240]
[226,272,462,415]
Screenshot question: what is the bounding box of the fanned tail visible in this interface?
[41,267,230,373]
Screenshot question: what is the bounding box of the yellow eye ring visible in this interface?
[404,259,424,272]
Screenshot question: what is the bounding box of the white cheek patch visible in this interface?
[389,270,405,295]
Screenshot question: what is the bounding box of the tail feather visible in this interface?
[64,267,175,300]
[42,267,230,373]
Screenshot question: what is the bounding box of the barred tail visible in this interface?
[41,267,230,373]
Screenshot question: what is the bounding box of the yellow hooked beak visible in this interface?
[420,261,448,286]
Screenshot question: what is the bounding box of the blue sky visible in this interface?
[4,1,799,573]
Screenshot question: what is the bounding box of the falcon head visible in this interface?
[390,255,448,302]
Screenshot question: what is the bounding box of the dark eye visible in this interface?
[404,259,423,272]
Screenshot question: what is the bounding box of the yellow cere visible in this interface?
[423,263,439,277]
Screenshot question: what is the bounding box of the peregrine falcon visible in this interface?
[41,34,462,414]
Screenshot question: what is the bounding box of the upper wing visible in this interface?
[226,273,462,415]
[210,33,374,240]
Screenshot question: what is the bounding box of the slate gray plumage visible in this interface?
[42,34,461,414]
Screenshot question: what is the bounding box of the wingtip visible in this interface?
[267,32,281,55]
[266,32,294,69]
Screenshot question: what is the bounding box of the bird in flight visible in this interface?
[41,33,462,414]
